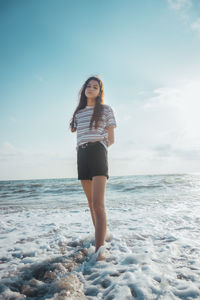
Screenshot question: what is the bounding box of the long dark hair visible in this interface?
[70,75,105,130]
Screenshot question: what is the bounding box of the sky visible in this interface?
[1,0,200,180]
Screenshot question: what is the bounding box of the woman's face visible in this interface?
[85,80,100,99]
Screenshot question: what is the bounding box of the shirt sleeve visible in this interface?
[106,106,117,129]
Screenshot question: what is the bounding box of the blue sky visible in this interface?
[1,0,200,180]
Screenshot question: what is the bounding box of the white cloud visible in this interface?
[111,78,200,175]
[190,18,200,37]
[0,141,77,180]
[141,78,200,150]
[167,0,192,11]
[0,142,24,160]
[167,0,192,22]
[34,75,48,83]
[0,141,71,162]
[167,0,200,38]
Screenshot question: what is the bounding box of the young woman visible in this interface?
[70,75,117,260]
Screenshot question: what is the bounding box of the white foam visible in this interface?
[1,189,200,299]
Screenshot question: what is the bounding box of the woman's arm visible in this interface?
[70,121,77,132]
[107,126,115,147]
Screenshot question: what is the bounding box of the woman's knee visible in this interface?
[93,204,105,216]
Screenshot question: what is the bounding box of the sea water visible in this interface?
[0,174,200,299]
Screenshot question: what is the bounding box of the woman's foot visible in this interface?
[105,232,112,242]
[97,252,106,261]
[95,245,106,261]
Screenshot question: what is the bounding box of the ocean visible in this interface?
[0,174,200,299]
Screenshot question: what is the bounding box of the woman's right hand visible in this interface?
[70,121,77,132]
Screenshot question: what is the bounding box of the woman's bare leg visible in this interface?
[92,175,107,253]
[81,180,96,227]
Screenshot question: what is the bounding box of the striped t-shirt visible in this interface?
[73,104,117,151]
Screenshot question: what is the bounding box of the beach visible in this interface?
[0,174,200,299]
